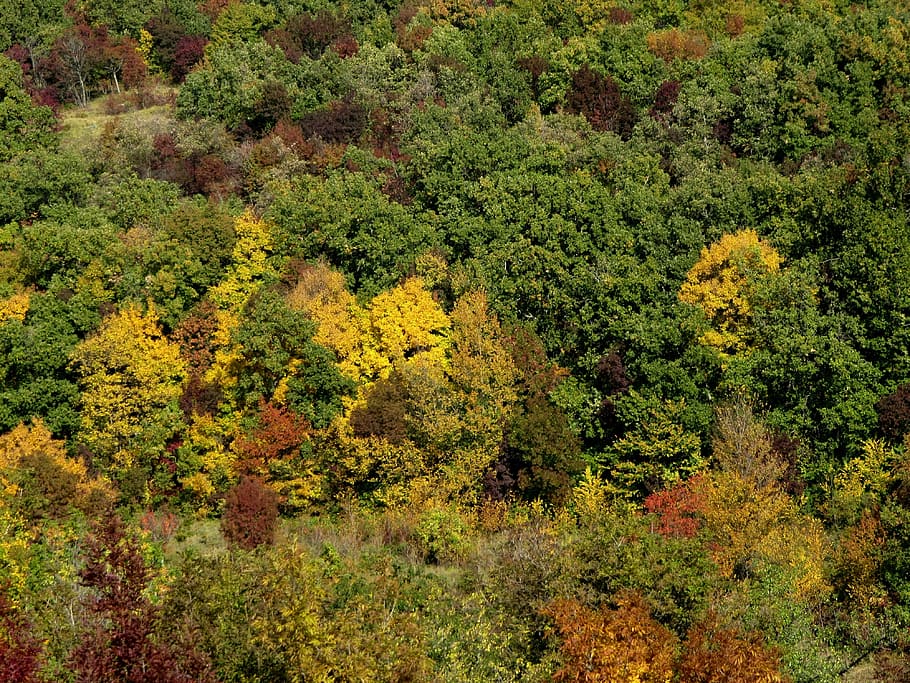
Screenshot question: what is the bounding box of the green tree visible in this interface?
[176,37,296,130]
[82,0,162,37]
[0,55,56,162]
[0,149,91,225]
[0,293,83,436]
[267,170,439,298]
[225,286,352,425]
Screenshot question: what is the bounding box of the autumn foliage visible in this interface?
[567,66,636,139]
[68,515,217,683]
[221,476,279,550]
[544,593,677,683]
[646,29,711,63]
[0,593,42,683]
[678,614,789,683]
[679,230,782,355]
[233,401,310,477]
[3,0,910,678]
[644,475,706,539]
[546,596,790,683]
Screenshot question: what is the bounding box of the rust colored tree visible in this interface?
[220,476,279,550]
[678,614,790,682]
[544,593,677,683]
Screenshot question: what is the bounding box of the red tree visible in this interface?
[0,592,43,683]
[234,400,310,476]
[644,475,706,539]
[68,515,218,683]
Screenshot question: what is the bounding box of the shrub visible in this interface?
[413,506,471,564]
[221,476,280,550]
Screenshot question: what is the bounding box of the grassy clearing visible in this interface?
[58,87,176,157]
[164,517,225,560]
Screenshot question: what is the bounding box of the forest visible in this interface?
[1,0,910,679]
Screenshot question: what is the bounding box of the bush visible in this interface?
[221,476,280,550]
[413,506,471,564]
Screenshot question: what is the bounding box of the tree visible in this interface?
[699,470,830,603]
[0,293,83,437]
[203,211,278,395]
[712,396,786,490]
[176,38,292,131]
[877,383,910,442]
[607,391,705,497]
[0,591,42,683]
[678,613,790,683]
[0,419,115,520]
[224,287,351,425]
[679,230,782,356]
[52,28,92,107]
[566,65,637,139]
[0,54,56,162]
[68,514,218,683]
[0,0,64,58]
[0,149,92,225]
[220,476,279,550]
[231,399,325,510]
[70,305,186,484]
[644,475,706,539]
[544,593,678,683]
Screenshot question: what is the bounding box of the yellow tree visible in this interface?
[0,420,115,519]
[205,210,279,392]
[287,266,449,386]
[174,212,279,505]
[286,262,367,381]
[698,470,830,603]
[71,305,186,479]
[291,266,529,505]
[406,290,519,501]
[0,290,29,325]
[679,229,782,355]
[364,276,449,383]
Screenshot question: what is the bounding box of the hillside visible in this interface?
[1,0,910,680]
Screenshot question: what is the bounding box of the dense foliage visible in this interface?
[2,0,910,679]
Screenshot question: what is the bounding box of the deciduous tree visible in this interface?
[71,305,186,482]
[679,230,782,356]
